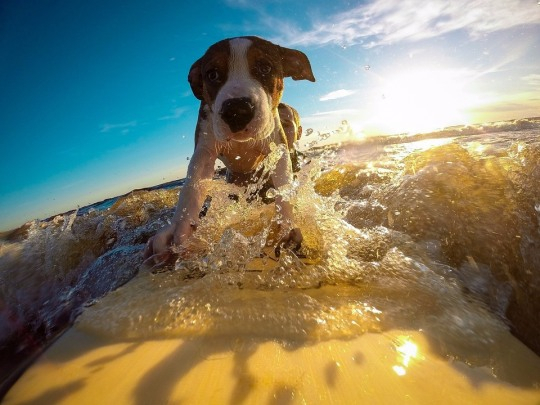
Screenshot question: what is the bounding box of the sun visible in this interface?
[367,69,474,135]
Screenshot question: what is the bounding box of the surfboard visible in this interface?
[4,246,540,404]
[4,325,540,404]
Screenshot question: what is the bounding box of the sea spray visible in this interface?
[2,118,540,386]
[75,139,511,369]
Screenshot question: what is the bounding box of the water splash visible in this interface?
[2,123,540,380]
[76,139,530,367]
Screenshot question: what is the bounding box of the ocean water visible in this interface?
[1,117,540,393]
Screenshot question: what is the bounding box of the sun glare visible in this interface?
[368,69,474,135]
[392,336,420,377]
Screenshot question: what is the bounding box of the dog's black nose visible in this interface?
[220,97,255,133]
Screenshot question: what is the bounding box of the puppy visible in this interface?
[144,36,315,267]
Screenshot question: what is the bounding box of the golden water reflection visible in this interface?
[392,336,420,377]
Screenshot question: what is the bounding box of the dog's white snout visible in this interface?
[219,97,255,133]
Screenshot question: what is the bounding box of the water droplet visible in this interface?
[364,65,370,71]
[266,188,277,199]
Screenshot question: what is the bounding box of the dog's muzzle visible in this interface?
[220,97,255,133]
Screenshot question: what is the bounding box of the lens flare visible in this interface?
[392,336,419,376]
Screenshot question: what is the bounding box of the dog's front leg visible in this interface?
[144,143,216,267]
[171,146,216,245]
[271,144,303,257]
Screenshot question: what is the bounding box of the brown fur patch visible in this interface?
[189,39,231,107]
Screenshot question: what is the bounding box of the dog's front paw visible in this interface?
[142,248,177,272]
[142,225,178,271]
[275,227,303,257]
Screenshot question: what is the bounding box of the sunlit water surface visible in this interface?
[1,118,540,390]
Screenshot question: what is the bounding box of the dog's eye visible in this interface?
[257,62,272,75]
[206,69,220,83]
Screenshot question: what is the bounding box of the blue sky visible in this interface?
[1,0,539,231]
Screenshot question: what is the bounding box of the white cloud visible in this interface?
[301,108,363,129]
[311,109,361,117]
[522,74,540,88]
[158,107,188,121]
[276,0,540,48]
[99,121,137,133]
[320,89,357,101]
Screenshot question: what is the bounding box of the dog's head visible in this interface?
[188,36,315,142]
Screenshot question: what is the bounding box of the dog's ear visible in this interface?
[188,58,204,100]
[279,47,316,82]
